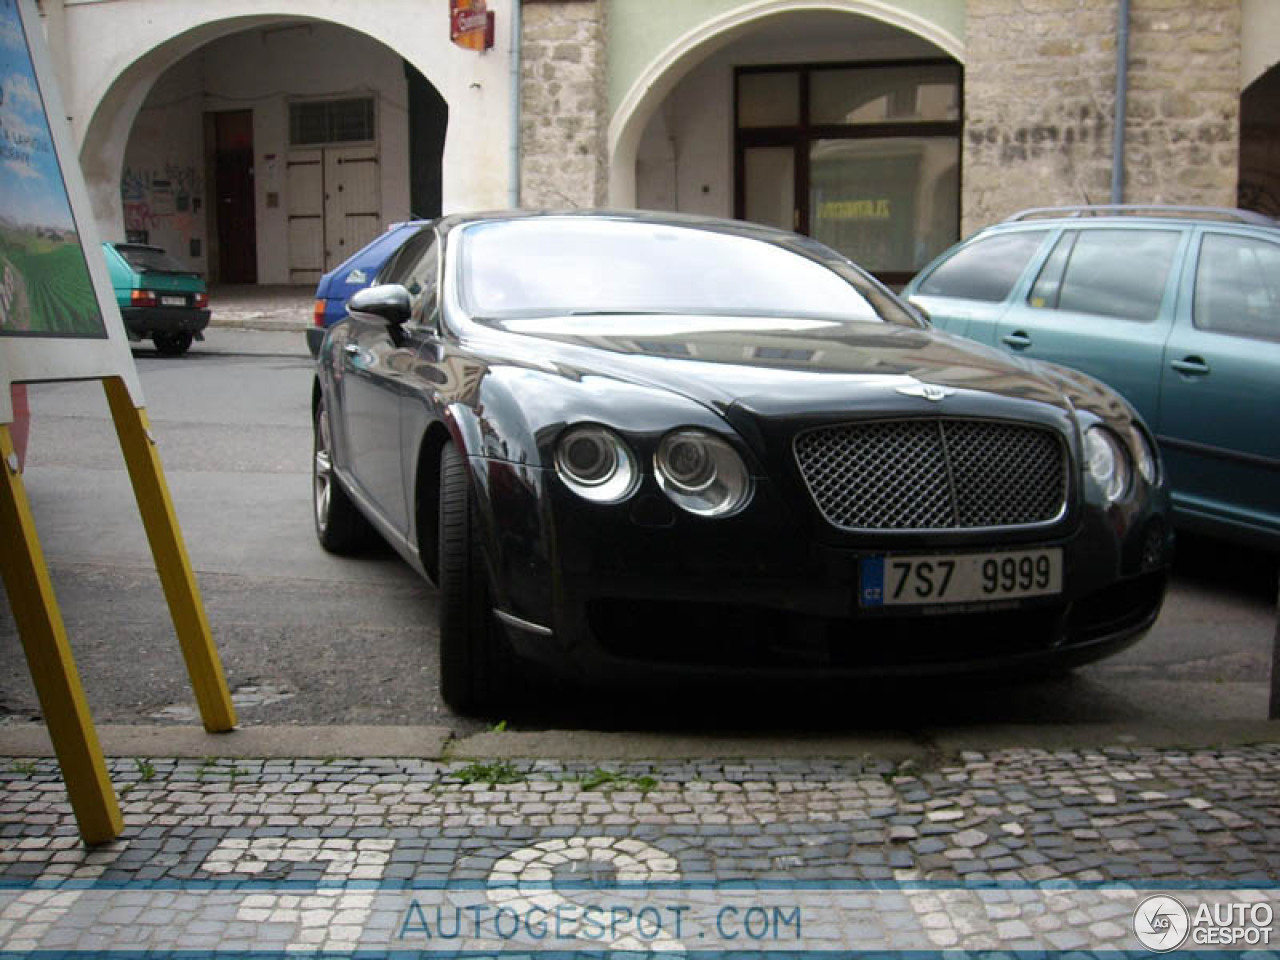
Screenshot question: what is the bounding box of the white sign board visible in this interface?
[0,0,141,424]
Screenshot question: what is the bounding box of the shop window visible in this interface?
[738,71,800,128]
[810,64,959,125]
[735,60,961,284]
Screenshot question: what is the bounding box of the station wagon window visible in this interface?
[916,231,1046,302]
[1028,229,1180,323]
[1194,233,1280,342]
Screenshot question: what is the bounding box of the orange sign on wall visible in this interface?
[451,0,494,51]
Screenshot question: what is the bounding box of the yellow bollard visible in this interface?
[0,424,123,844]
[102,377,236,733]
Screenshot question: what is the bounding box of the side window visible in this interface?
[916,231,1047,303]
[401,240,439,325]
[376,227,434,287]
[1194,233,1280,342]
[1030,228,1180,323]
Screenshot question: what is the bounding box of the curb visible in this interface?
[208,316,310,333]
[2,721,1277,762]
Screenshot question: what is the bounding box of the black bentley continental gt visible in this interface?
[311,211,1173,713]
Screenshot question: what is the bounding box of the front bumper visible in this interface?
[122,306,210,339]
[471,458,1174,684]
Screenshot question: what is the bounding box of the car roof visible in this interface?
[999,204,1279,229]
[430,209,892,284]
[432,208,805,241]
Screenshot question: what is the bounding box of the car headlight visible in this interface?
[655,430,753,517]
[1084,426,1131,503]
[555,426,638,503]
[1129,424,1159,486]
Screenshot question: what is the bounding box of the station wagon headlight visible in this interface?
[555,426,638,503]
[1085,426,1131,503]
[656,430,753,517]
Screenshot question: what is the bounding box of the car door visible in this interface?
[990,226,1187,424]
[336,229,438,536]
[906,228,1051,340]
[1157,228,1280,541]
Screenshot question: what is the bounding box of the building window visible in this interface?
[735,60,962,286]
[289,98,376,146]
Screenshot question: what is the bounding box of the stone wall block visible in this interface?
[520,1,608,209]
[964,0,1241,232]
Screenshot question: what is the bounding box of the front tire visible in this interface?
[313,396,372,553]
[438,442,514,713]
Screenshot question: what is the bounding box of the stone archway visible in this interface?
[607,0,965,209]
[57,0,514,264]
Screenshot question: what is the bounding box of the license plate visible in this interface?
[860,548,1062,607]
[160,295,186,306]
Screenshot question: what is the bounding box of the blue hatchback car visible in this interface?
[904,205,1280,551]
[306,219,433,356]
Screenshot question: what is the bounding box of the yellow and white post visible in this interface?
[0,423,122,844]
[104,378,237,734]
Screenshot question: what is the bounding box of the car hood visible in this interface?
[477,313,1078,421]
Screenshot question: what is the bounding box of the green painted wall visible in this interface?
[606,0,967,114]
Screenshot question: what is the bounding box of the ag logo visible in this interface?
[1134,895,1190,952]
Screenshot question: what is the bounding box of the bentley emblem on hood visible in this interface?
[896,383,956,402]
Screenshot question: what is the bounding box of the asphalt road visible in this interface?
[1,329,1276,736]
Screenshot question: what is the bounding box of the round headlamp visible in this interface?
[555,426,638,503]
[1085,426,1131,504]
[1129,424,1159,486]
[655,430,752,517]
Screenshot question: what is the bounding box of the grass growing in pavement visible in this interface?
[454,760,523,786]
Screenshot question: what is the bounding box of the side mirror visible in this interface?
[347,284,412,326]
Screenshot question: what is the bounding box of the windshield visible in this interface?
[114,244,195,275]
[457,219,902,324]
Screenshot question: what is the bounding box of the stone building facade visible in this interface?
[34,0,1280,283]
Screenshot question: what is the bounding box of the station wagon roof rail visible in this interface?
[1004,205,1278,227]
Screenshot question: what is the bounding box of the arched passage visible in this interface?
[62,0,513,283]
[1239,64,1280,218]
[606,1,964,282]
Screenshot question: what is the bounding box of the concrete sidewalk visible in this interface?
[208,285,314,332]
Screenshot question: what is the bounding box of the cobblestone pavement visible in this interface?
[2,744,1279,953]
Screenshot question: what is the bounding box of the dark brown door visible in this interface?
[214,110,258,283]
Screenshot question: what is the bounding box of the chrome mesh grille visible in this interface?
[794,419,1067,531]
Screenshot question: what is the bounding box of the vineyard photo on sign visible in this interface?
[0,0,103,339]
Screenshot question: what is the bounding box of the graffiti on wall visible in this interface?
[121,164,202,252]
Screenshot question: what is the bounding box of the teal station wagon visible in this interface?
[904,206,1279,551]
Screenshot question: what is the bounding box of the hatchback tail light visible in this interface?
[313,299,326,327]
[131,289,158,307]
[195,292,209,309]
